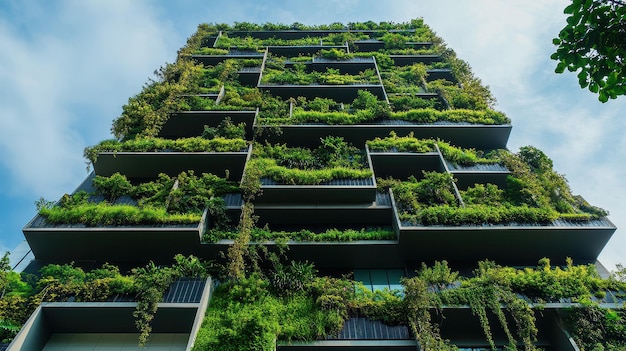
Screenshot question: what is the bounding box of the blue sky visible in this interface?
[0,0,624,269]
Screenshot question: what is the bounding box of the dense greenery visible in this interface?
[38,172,238,226]
[190,257,626,351]
[386,146,607,226]
[367,132,502,166]
[552,0,626,102]
[84,136,247,164]
[249,137,372,185]
[203,227,395,242]
[261,64,380,85]
[111,57,260,140]
[110,17,504,139]
[189,19,437,54]
[3,251,625,350]
[0,254,209,345]
[258,90,508,125]
[14,19,619,351]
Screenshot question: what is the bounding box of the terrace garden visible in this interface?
[258,90,509,125]
[261,60,381,86]
[189,257,626,351]
[0,253,210,347]
[3,252,624,350]
[85,117,248,164]
[381,145,608,226]
[249,136,372,185]
[36,171,238,227]
[13,18,621,351]
[203,227,396,243]
[367,132,502,165]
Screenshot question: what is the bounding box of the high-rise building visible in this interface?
[6,20,622,351]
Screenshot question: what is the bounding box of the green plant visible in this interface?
[250,137,371,185]
[39,171,237,226]
[202,117,247,140]
[203,227,395,243]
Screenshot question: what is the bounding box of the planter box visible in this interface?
[258,84,386,103]
[445,162,510,190]
[285,57,376,75]
[201,239,400,269]
[92,144,251,181]
[7,278,212,351]
[390,54,442,66]
[369,150,445,180]
[159,109,258,140]
[267,45,348,57]
[237,66,262,86]
[353,40,432,52]
[255,148,377,204]
[23,174,210,262]
[227,30,347,40]
[389,191,617,266]
[254,191,394,227]
[426,68,455,82]
[255,123,512,150]
[191,50,264,66]
[257,177,377,204]
[23,210,207,262]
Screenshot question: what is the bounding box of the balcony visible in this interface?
[191,49,265,65]
[390,190,616,266]
[22,172,237,262]
[352,39,432,52]
[285,57,377,75]
[159,108,258,140]
[250,142,377,205]
[7,278,212,351]
[256,121,512,150]
[92,144,251,181]
[390,54,442,66]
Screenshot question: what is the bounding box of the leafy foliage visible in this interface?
[204,227,396,242]
[85,136,247,164]
[386,145,607,226]
[250,137,372,184]
[39,172,237,226]
[552,0,626,102]
[367,132,502,166]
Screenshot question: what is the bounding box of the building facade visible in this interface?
[7,20,622,351]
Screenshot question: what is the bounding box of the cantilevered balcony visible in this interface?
[92,144,251,181]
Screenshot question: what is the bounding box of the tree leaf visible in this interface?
[564,3,577,14]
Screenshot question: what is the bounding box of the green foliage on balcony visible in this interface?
[388,93,446,110]
[203,227,395,243]
[83,136,247,163]
[111,58,259,140]
[0,255,210,346]
[261,64,380,85]
[38,172,238,226]
[250,137,372,185]
[367,133,502,165]
[390,107,510,124]
[387,146,608,226]
[190,258,626,351]
[258,90,508,125]
[191,264,408,351]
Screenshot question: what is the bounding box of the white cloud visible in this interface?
[0,0,179,198]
